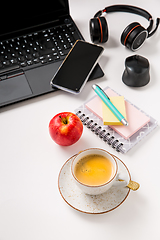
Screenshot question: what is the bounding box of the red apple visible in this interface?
[49,112,83,146]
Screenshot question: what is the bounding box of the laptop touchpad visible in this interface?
[0,74,32,105]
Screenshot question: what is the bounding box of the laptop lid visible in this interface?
[0,0,70,41]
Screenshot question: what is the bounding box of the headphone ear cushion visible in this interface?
[99,17,109,43]
[90,17,108,43]
[121,22,147,50]
[90,18,101,43]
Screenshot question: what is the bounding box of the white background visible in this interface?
[0,0,160,239]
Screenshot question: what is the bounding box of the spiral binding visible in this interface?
[76,111,124,153]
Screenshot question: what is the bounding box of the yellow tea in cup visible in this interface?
[74,154,115,186]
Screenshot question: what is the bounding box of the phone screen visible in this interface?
[50,40,104,94]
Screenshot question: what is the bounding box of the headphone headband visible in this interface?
[94,5,152,20]
[104,5,152,20]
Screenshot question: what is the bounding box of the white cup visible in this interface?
[71,148,129,195]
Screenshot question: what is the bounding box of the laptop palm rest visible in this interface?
[0,74,32,106]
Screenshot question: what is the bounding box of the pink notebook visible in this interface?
[85,88,150,139]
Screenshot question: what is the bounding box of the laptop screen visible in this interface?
[0,0,69,39]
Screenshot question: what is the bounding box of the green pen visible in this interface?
[92,84,129,126]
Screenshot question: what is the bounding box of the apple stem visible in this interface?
[59,115,68,124]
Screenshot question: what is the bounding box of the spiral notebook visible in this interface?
[74,86,158,153]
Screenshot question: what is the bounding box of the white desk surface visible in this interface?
[0,0,160,239]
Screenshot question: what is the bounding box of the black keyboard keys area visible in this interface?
[0,23,77,72]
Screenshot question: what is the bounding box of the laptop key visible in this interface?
[3,60,10,66]
[27,60,33,65]
[39,48,53,56]
[54,55,60,61]
[21,62,27,67]
[10,59,18,64]
[26,54,32,60]
[18,56,26,62]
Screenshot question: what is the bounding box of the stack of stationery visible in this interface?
[75,86,157,153]
[92,84,128,126]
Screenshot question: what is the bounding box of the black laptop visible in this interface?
[0,0,104,108]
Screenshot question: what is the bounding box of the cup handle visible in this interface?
[113,173,140,191]
[113,172,130,188]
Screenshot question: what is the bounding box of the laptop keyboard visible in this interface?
[0,23,78,74]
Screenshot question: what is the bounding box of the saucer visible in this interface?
[58,154,131,214]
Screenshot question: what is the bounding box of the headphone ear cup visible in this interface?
[121,22,148,51]
[90,17,109,43]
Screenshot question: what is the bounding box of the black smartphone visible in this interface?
[50,40,104,94]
